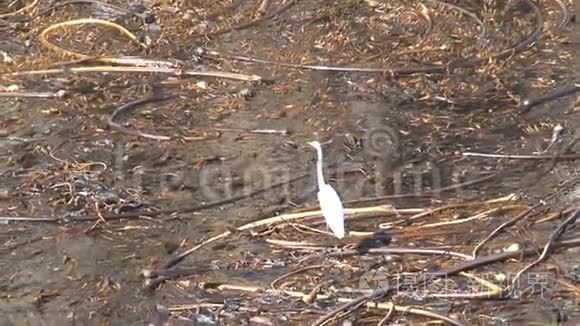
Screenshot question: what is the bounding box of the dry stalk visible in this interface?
[509,208,580,291]
[168,303,225,312]
[385,194,518,227]
[39,18,147,59]
[463,152,580,160]
[382,205,528,231]
[2,66,262,81]
[0,0,39,17]
[270,264,328,290]
[428,272,503,299]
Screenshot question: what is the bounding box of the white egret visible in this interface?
[307,141,346,239]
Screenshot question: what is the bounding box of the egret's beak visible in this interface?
[307,141,317,147]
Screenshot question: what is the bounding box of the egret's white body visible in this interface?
[308,141,345,239]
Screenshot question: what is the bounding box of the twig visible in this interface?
[376,303,395,326]
[211,283,323,300]
[409,205,527,229]
[265,239,330,250]
[462,151,580,160]
[109,100,289,140]
[0,216,63,222]
[460,230,578,274]
[238,206,422,231]
[491,0,543,61]
[328,247,473,260]
[425,0,486,39]
[0,90,68,98]
[156,232,233,271]
[204,49,448,75]
[141,266,212,279]
[303,281,328,304]
[472,204,540,258]
[416,3,433,41]
[1,235,46,251]
[108,96,176,141]
[520,84,580,111]
[551,0,572,30]
[107,95,221,141]
[288,222,333,236]
[535,207,575,224]
[0,0,39,17]
[509,208,580,290]
[256,0,270,17]
[168,303,225,312]
[433,246,576,281]
[381,205,527,231]
[197,0,296,38]
[360,301,465,326]
[1,65,262,81]
[472,178,576,257]
[429,272,503,299]
[312,295,374,326]
[553,277,580,296]
[71,56,183,69]
[543,133,580,174]
[558,236,580,247]
[384,194,517,227]
[39,18,147,58]
[270,264,328,290]
[212,128,289,135]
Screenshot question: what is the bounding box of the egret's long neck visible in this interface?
[315,145,326,187]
